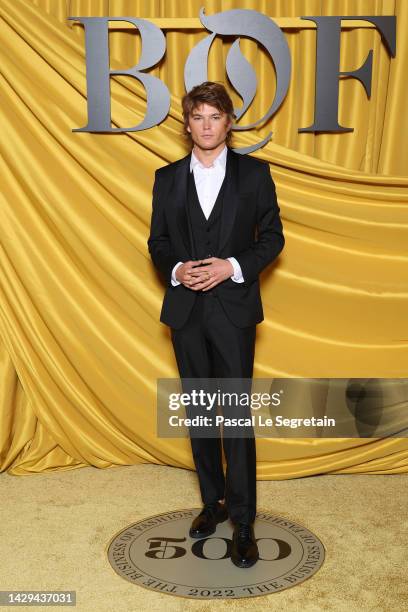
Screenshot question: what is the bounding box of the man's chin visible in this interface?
[196,139,221,150]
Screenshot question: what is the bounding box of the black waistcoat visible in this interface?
[186,168,227,261]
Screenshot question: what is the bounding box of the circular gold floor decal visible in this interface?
[106,509,325,599]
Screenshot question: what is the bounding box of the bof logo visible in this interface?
[69,9,396,153]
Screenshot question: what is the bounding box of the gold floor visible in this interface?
[1,464,406,612]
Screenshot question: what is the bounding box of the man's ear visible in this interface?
[187,125,191,133]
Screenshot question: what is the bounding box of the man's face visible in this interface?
[186,103,232,150]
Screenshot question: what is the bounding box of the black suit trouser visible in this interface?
[170,292,256,524]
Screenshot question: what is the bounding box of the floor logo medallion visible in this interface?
[106,509,325,599]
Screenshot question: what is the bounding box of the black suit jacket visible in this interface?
[147,147,285,329]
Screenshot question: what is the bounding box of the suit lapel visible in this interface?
[218,147,239,254]
[172,146,239,257]
[173,152,192,256]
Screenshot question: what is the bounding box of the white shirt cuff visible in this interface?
[227,257,244,283]
[171,262,183,286]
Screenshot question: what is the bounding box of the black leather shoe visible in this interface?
[231,522,259,568]
[189,502,228,538]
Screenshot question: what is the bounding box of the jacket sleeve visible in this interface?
[147,170,181,286]
[234,163,285,285]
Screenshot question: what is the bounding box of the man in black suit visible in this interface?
[148,81,284,568]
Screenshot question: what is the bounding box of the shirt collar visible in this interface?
[190,145,228,172]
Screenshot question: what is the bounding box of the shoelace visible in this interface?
[237,523,251,540]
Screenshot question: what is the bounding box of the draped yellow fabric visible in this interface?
[1,0,407,477]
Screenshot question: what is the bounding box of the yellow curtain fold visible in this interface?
[0,0,407,476]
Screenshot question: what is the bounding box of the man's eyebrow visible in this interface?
[191,112,222,116]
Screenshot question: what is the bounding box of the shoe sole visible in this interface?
[231,552,259,569]
[189,511,229,539]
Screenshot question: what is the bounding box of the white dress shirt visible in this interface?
[171,145,244,286]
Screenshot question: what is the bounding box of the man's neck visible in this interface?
[192,142,227,168]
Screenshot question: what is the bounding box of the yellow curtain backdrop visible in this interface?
[0,0,407,477]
